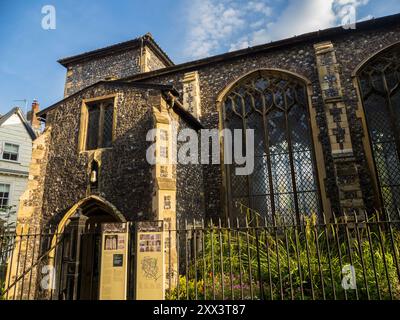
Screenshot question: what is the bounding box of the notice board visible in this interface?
[99,222,129,300]
[135,221,164,300]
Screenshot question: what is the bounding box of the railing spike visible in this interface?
[332,210,338,225]
[322,211,327,225]
[354,209,359,224]
[387,209,392,222]
[364,209,369,221]
[375,209,381,222]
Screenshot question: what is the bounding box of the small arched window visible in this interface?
[222,71,321,223]
[357,44,400,220]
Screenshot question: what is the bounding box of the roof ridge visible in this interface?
[120,12,400,82]
[37,80,177,117]
[0,107,37,140]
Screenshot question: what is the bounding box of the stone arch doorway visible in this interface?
[53,196,126,300]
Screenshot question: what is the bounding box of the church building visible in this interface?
[9,13,400,299]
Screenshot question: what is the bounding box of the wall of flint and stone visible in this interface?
[64,46,169,97]
[40,23,400,225]
[42,83,160,224]
[136,23,400,217]
[146,47,168,72]
[175,118,205,227]
[64,49,142,97]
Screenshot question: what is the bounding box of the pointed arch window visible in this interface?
[222,71,321,223]
[357,45,400,220]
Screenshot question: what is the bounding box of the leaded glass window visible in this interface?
[85,100,114,150]
[358,45,400,220]
[86,105,100,150]
[223,71,321,222]
[102,103,114,148]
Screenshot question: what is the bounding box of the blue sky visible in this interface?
[0,0,399,115]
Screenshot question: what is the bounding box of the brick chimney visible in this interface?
[27,99,41,134]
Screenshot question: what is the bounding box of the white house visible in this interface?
[0,105,38,229]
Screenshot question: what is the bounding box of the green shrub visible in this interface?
[167,215,400,300]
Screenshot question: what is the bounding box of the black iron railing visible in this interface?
[166,207,400,300]
[1,207,400,300]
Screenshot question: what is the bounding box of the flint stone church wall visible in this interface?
[64,49,142,97]
[63,44,169,97]
[175,118,205,226]
[133,22,400,217]
[37,18,400,225]
[42,83,160,224]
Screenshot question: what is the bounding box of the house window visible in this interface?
[2,143,19,161]
[86,100,114,150]
[0,184,10,209]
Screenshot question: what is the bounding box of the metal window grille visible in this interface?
[223,72,321,223]
[86,100,114,150]
[86,104,100,150]
[358,45,400,221]
[102,103,114,148]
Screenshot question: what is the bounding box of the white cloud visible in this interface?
[243,0,371,47]
[184,0,272,59]
[184,0,370,59]
[334,0,369,6]
[184,0,245,59]
[246,1,272,16]
[250,19,265,29]
[250,0,337,45]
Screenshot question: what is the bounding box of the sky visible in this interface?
[0,0,399,115]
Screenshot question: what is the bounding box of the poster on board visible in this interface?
[135,221,164,300]
[99,223,129,300]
